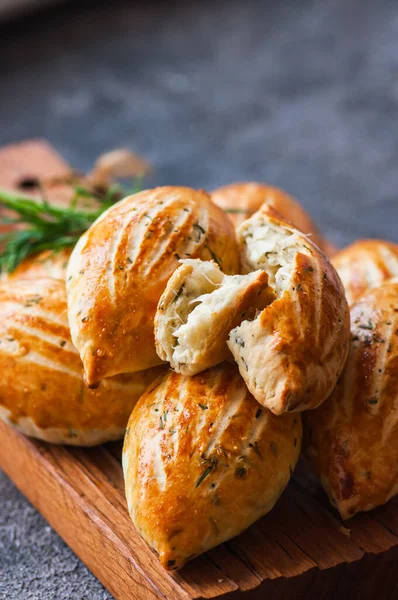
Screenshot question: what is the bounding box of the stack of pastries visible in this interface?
[1,182,397,569]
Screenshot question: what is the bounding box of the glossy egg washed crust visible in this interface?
[332,239,398,306]
[305,281,398,519]
[0,277,165,445]
[123,363,302,570]
[67,186,239,386]
[211,182,335,256]
[227,206,350,414]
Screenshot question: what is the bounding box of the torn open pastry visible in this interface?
[227,206,350,414]
[123,363,302,570]
[304,280,398,519]
[0,277,165,445]
[66,186,239,386]
[332,239,398,306]
[154,259,275,375]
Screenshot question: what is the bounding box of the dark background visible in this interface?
[0,0,397,597]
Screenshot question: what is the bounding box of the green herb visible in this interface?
[196,465,214,488]
[24,295,43,307]
[206,245,222,267]
[196,455,218,488]
[0,179,140,273]
[197,403,208,410]
[235,466,247,478]
[60,340,67,347]
[368,397,378,405]
[193,221,205,242]
[359,319,374,331]
[224,208,250,214]
[234,335,245,348]
[255,407,262,419]
[172,284,184,302]
[194,222,205,234]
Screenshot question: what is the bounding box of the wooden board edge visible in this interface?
[0,419,191,600]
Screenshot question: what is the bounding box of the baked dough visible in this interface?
[154,258,275,375]
[227,205,350,414]
[1,249,71,283]
[0,277,165,445]
[332,239,398,306]
[212,182,334,255]
[305,280,398,519]
[123,363,302,570]
[67,186,239,386]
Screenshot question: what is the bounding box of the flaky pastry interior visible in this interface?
[155,259,273,375]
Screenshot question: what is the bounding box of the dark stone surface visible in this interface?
[0,0,397,598]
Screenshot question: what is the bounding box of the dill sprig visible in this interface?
[0,181,138,274]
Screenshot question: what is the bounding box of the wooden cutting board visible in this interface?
[1,140,398,600]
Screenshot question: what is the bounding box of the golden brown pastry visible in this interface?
[0,248,71,283]
[67,187,239,386]
[227,205,350,414]
[0,277,165,445]
[305,281,398,519]
[123,363,302,570]
[212,182,335,255]
[154,258,274,375]
[332,239,398,306]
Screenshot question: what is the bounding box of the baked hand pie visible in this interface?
[0,277,164,445]
[67,187,239,386]
[123,363,302,570]
[154,258,274,375]
[212,182,335,255]
[332,239,398,306]
[305,280,398,519]
[227,205,350,414]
